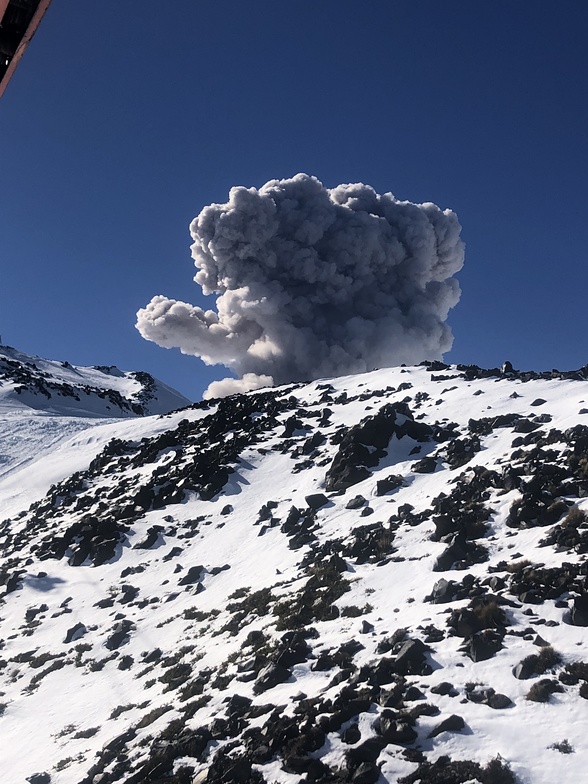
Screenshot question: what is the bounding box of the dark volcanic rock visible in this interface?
[393,638,430,676]
[397,756,517,784]
[433,534,488,571]
[444,436,481,469]
[325,403,428,492]
[305,493,330,511]
[351,761,381,783]
[430,681,457,696]
[411,456,437,473]
[426,578,460,604]
[488,693,513,709]
[375,475,404,496]
[570,594,588,626]
[325,463,371,494]
[464,630,504,662]
[64,622,87,644]
[374,711,417,745]
[427,714,465,738]
[10,362,588,783]
[346,737,387,769]
[513,658,537,680]
[105,619,134,650]
[133,525,163,549]
[346,495,367,509]
[253,663,292,694]
[178,565,205,586]
[342,723,362,744]
[206,751,263,784]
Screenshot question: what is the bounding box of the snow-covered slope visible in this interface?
[0,345,191,519]
[2,360,588,784]
[0,345,190,418]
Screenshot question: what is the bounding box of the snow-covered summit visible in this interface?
[0,344,192,525]
[2,360,588,784]
[0,345,191,418]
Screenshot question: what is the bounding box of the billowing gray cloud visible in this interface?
[136,174,464,398]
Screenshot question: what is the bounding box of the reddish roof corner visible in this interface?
[0,0,52,99]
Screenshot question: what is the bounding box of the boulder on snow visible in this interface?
[375,475,403,496]
[411,456,437,473]
[427,714,465,738]
[64,622,87,644]
[345,495,367,509]
[178,565,205,586]
[26,774,51,784]
[105,619,134,650]
[570,595,588,626]
[253,663,292,694]
[305,493,330,510]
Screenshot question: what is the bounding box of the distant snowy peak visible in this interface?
[0,345,191,417]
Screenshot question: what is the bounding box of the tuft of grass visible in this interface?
[471,598,507,629]
[549,739,574,754]
[228,586,251,600]
[72,726,100,739]
[535,646,562,673]
[183,608,209,622]
[55,723,77,738]
[24,659,66,693]
[273,563,350,630]
[504,559,532,574]
[180,695,211,719]
[55,757,78,772]
[159,663,191,692]
[559,660,588,688]
[109,703,137,720]
[526,678,564,703]
[340,603,373,618]
[135,704,173,728]
[221,588,275,635]
[520,645,562,679]
[561,506,587,527]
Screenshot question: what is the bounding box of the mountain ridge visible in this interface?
[0,345,191,418]
[1,354,588,784]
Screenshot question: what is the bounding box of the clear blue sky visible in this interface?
[1,1,587,400]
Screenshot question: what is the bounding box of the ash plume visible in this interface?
[136,174,465,398]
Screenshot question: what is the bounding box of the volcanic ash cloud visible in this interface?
[136,174,465,398]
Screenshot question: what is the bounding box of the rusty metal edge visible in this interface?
[0,0,12,24]
[0,0,53,99]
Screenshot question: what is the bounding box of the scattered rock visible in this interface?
[64,623,87,644]
[570,595,588,626]
[305,493,330,510]
[430,681,457,696]
[178,565,205,586]
[375,475,403,496]
[411,456,437,473]
[427,714,465,738]
[487,693,513,709]
[105,619,134,650]
[253,663,292,694]
[346,495,367,509]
